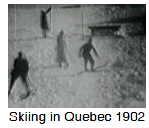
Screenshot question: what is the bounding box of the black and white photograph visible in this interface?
[8,4,146,108]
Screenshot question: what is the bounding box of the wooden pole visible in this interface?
[50,9,51,31]
[82,13,84,39]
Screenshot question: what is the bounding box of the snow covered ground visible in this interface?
[8,34,146,108]
[8,35,108,107]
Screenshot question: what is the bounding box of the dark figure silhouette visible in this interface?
[79,38,99,71]
[56,30,69,68]
[40,7,52,38]
[8,51,30,99]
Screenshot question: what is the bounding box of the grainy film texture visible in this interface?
[8,4,146,108]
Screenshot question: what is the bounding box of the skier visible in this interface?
[56,30,69,68]
[40,7,52,38]
[8,51,30,99]
[79,37,100,71]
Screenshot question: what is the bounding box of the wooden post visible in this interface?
[50,9,51,31]
[82,13,84,39]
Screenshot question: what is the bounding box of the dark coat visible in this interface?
[11,57,29,76]
[40,11,49,30]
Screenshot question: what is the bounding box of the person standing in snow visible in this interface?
[56,30,69,68]
[8,51,30,99]
[79,37,100,71]
[40,7,52,38]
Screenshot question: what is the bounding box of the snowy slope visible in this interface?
[8,35,146,108]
